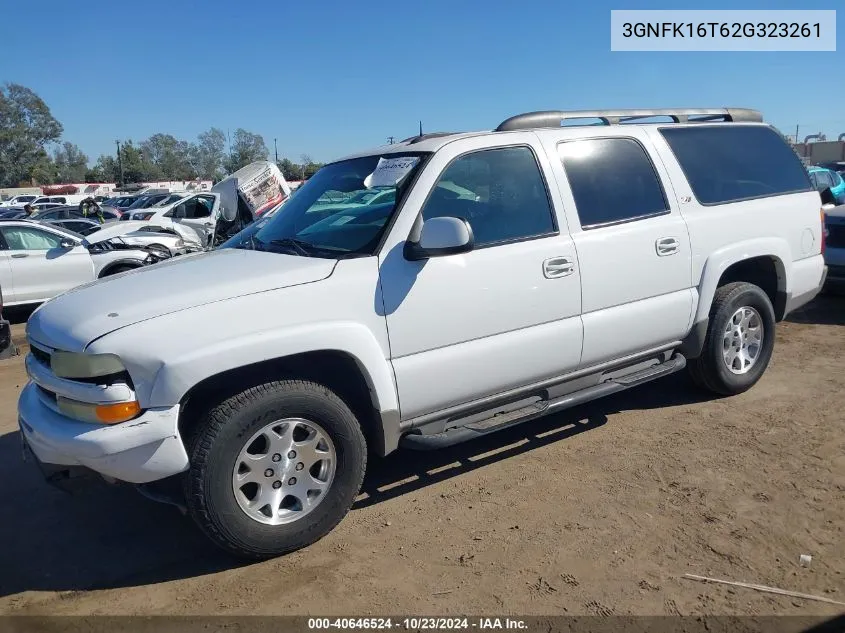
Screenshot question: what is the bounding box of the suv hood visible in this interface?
[27,249,337,352]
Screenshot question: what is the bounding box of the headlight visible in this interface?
[51,351,126,379]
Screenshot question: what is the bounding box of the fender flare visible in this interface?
[693,238,792,325]
[147,321,402,454]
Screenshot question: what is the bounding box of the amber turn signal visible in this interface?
[95,401,141,424]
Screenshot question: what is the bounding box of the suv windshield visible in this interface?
[225,153,428,257]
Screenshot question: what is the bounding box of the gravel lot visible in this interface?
[1,297,843,617]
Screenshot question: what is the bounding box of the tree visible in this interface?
[141,133,194,180]
[0,83,63,187]
[53,142,89,183]
[224,128,268,173]
[192,127,226,181]
[277,157,300,181]
[120,140,160,183]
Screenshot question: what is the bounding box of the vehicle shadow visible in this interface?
[356,371,712,508]
[0,372,711,598]
[3,305,37,326]
[786,293,844,326]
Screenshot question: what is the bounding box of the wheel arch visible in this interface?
[159,326,401,457]
[694,239,792,325]
[97,258,145,278]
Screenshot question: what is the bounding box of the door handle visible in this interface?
[655,237,680,256]
[11,253,28,259]
[543,256,575,279]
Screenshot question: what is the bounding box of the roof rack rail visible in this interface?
[495,108,763,132]
[400,132,459,144]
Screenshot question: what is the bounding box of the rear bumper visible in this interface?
[17,382,189,484]
[785,256,827,315]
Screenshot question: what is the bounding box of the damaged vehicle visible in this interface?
[0,220,171,306]
[84,221,203,256]
[18,109,826,560]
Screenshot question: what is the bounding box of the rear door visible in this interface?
[0,225,95,303]
[541,128,694,367]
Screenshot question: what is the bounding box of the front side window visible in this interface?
[232,153,428,257]
[559,137,668,228]
[1,226,63,250]
[660,125,812,205]
[421,146,555,246]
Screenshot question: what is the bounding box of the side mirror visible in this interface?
[404,216,474,261]
[220,201,237,222]
[820,187,836,206]
[59,238,76,249]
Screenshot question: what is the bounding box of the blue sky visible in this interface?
[1,0,842,165]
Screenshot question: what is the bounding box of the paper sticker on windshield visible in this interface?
[364,157,420,189]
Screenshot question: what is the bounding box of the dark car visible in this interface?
[44,218,106,237]
[101,195,139,214]
[0,283,13,359]
[30,205,121,222]
[0,209,27,220]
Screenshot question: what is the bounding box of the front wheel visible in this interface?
[185,380,367,560]
[687,282,776,396]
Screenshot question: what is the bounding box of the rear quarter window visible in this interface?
[659,125,812,205]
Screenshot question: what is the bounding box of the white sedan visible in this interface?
[0,221,155,306]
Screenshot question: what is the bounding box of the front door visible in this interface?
[543,130,693,367]
[378,137,583,421]
[171,195,218,245]
[0,225,94,304]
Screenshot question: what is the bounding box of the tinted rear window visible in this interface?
[659,125,812,205]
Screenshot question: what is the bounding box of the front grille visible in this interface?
[30,346,50,366]
[826,224,845,249]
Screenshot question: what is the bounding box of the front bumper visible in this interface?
[17,382,189,484]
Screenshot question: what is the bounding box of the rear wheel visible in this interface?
[688,282,776,396]
[185,380,367,560]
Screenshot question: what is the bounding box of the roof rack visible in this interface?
[495,108,763,132]
[400,132,459,144]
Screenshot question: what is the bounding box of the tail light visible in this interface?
[821,208,827,255]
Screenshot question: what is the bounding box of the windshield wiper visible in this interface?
[268,237,315,256]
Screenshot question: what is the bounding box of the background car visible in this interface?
[43,217,107,237]
[0,194,38,208]
[808,167,845,204]
[122,192,188,220]
[30,205,121,222]
[29,202,65,212]
[815,161,845,177]
[101,195,140,214]
[0,209,27,220]
[0,220,164,306]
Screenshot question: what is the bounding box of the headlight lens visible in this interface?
[51,352,126,379]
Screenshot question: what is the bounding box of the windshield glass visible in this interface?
[126,195,157,210]
[222,153,428,257]
[153,194,183,207]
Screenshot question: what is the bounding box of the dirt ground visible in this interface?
[0,297,843,618]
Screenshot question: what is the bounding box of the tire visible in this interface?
[687,281,776,396]
[100,264,137,277]
[185,380,367,560]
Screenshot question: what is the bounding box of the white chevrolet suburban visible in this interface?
[18,108,827,559]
